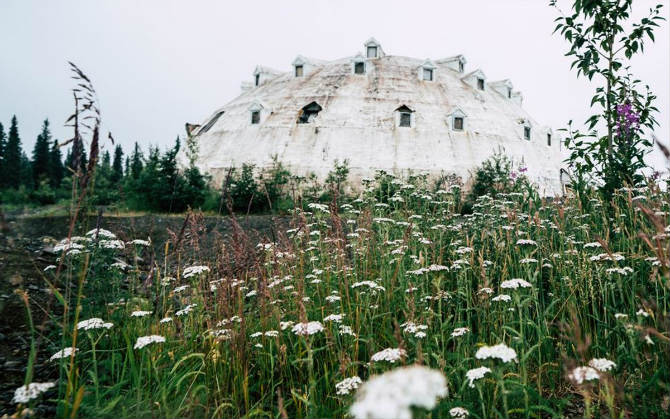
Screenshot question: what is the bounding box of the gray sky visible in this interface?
[1,0,668,168]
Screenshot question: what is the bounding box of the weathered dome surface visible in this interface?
[187,45,566,195]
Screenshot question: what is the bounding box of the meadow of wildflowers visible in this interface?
[9,172,670,418]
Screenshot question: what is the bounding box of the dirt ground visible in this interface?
[0,211,285,416]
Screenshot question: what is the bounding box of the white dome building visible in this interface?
[185,38,566,195]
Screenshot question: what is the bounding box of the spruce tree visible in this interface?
[0,122,6,185]
[32,119,52,187]
[130,142,143,179]
[111,144,124,183]
[49,140,64,188]
[5,116,24,189]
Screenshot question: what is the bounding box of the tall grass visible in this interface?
[11,171,669,418]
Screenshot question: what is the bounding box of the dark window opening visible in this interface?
[477,78,485,90]
[200,111,224,134]
[399,113,411,127]
[251,111,260,124]
[423,68,433,81]
[297,101,322,124]
[524,126,531,140]
[459,61,464,73]
[255,74,260,86]
[354,62,365,74]
[547,133,552,146]
[295,65,304,77]
[367,46,377,58]
[453,117,464,130]
[508,88,512,98]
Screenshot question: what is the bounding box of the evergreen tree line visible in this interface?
[0,116,209,212]
[0,116,351,214]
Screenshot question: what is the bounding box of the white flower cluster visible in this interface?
[86,228,116,238]
[49,347,77,362]
[450,407,469,418]
[291,321,324,336]
[465,366,491,387]
[335,376,363,395]
[12,382,55,404]
[492,294,511,302]
[567,366,600,384]
[516,239,537,246]
[350,365,447,419]
[99,239,125,250]
[77,318,113,331]
[475,343,517,363]
[588,358,616,372]
[370,348,406,363]
[451,327,469,338]
[131,310,152,317]
[183,265,210,278]
[351,281,386,292]
[176,304,197,317]
[324,313,344,323]
[134,335,166,349]
[128,239,151,246]
[500,278,532,289]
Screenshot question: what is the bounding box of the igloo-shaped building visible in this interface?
[184,38,566,195]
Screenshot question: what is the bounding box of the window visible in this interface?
[399,112,411,127]
[295,65,304,77]
[547,133,552,146]
[297,101,322,124]
[524,126,531,140]
[422,68,433,81]
[508,88,512,98]
[354,62,365,74]
[367,46,377,58]
[477,78,485,90]
[453,117,464,130]
[251,111,260,124]
[200,111,224,133]
[458,61,464,73]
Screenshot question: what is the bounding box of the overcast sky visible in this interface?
[1,0,668,168]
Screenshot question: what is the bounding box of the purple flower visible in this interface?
[615,102,640,137]
[519,167,528,173]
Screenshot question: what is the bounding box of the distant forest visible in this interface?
[0,116,350,214]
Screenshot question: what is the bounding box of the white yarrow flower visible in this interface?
[588,358,616,372]
[568,366,600,384]
[370,348,406,363]
[500,278,532,289]
[450,407,469,418]
[76,318,113,331]
[183,265,210,278]
[134,335,166,349]
[49,347,77,362]
[292,321,324,336]
[12,382,55,404]
[350,365,448,419]
[475,343,517,363]
[336,376,363,395]
[465,366,491,387]
[451,327,470,338]
[130,310,152,317]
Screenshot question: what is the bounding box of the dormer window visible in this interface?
[367,46,377,58]
[448,107,467,131]
[297,101,322,124]
[524,126,531,140]
[547,133,552,146]
[255,74,260,86]
[354,62,365,74]
[295,65,304,77]
[395,105,414,128]
[423,68,433,81]
[251,111,260,124]
[477,78,485,90]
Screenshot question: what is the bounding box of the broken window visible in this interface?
[423,68,433,81]
[297,101,322,124]
[354,62,365,74]
[200,111,224,133]
[295,65,304,77]
[547,133,552,146]
[453,117,464,130]
[255,74,260,86]
[524,126,531,140]
[367,46,377,58]
[251,111,260,124]
[477,78,485,90]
